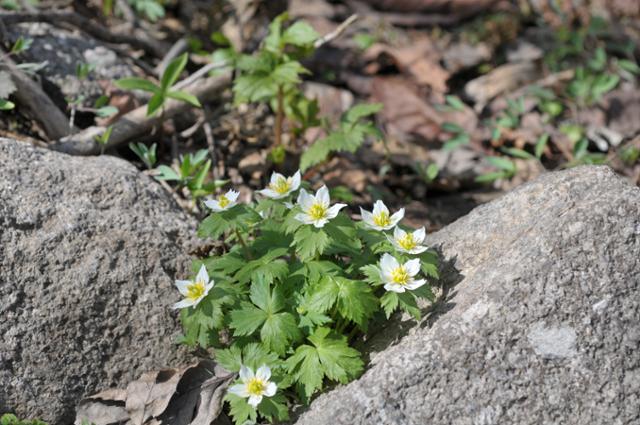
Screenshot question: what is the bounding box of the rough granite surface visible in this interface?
[0,139,197,424]
[294,166,640,425]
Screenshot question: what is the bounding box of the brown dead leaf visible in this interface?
[363,38,449,92]
[371,77,442,142]
[465,62,542,110]
[76,360,234,425]
[360,0,501,17]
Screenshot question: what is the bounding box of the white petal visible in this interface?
[413,227,426,243]
[239,365,254,382]
[406,279,427,290]
[257,188,280,199]
[172,299,195,309]
[295,212,315,225]
[384,282,406,293]
[312,218,328,228]
[297,189,314,211]
[284,201,294,209]
[380,253,399,275]
[228,383,250,398]
[175,280,191,296]
[248,395,262,407]
[270,172,285,184]
[316,185,330,207]
[393,226,406,240]
[404,258,421,276]
[226,190,240,202]
[389,208,405,226]
[256,365,271,381]
[290,170,301,190]
[204,281,215,295]
[372,200,389,217]
[409,245,429,254]
[360,208,374,226]
[196,264,209,284]
[204,200,221,211]
[264,382,277,396]
[326,203,346,219]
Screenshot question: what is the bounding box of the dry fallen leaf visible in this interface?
[75,360,234,425]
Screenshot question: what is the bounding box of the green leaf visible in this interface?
[225,393,257,424]
[10,36,32,54]
[486,156,516,172]
[445,95,466,111]
[0,99,15,110]
[166,90,201,107]
[147,92,165,116]
[293,225,330,261]
[154,165,181,181]
[257,394,289,422]
[501,147,534,160]
[230,305,267,336]
[441,121,465,133]
[214,345,243,372]
[286,327,363,399]
[114,77,160,93]
[475,171,508,183]
[282,21,320,47]
[535,133,549,159]
[161,52,188,91]
[442,133,470,150]
[343,103,383,123]
[272,61,307,85]
[380,291,399,318]
[95,105,118,118]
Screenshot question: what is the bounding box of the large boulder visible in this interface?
[0,139,197,424]
[295,166,640,425]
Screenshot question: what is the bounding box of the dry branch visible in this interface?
[1,54,73,140]
[49,71,232,155]
[0,10,166,57]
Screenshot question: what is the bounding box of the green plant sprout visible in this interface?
[154,149,225,199]
[175,171,439,424]
[115,52,201,117]
[94,126,113,155]
[1,414,48,425]
[129,142,157,169]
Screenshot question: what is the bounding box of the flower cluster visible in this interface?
[172,170,438,425]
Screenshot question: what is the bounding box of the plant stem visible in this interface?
[274,84,284,148]
[235,229,252,260]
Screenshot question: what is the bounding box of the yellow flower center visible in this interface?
[373,211,391,227]
[218,195,230,208]
[246,378,266,396]
[308,203,327,221]
[269,177,291,195]
[186,281,206,301]
[390,267,409,286]
[398,233,416,251]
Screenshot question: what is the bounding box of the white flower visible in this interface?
[204,189,239,212]
[360,200,404,231]
[172,264,214,309]
[379,253,426,293]
[294,185,346,228]
[228,365,277,407]
[387,226,428,254]
[258,171,301,199]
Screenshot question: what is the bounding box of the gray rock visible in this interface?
[0,139,197,424]
[295,166,640,425]
[8,23,135,105]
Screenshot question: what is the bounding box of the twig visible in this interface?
[155,38,188,77]
[1,53,73,140]
[49,72,232,155]
[346,0,461,27]
[314,14,359,48]
[0,10,166,57]
[174,61,228,90]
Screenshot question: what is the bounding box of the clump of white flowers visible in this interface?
[175,169,438,425]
